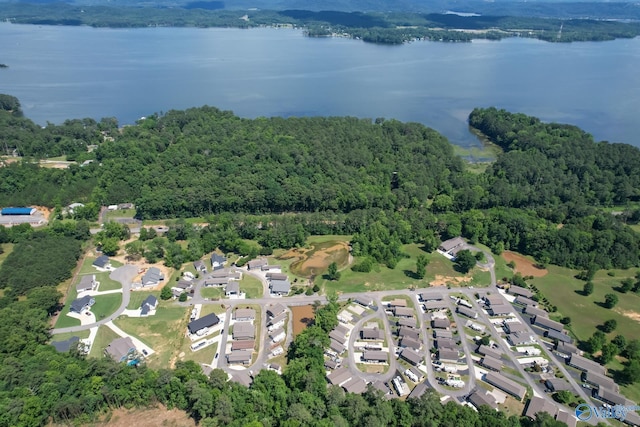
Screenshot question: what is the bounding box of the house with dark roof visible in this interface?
[142,267,164,287]
[509,286,534,298]
[140,295,158,316]
[568,354,606,375]
[515,295,538,307]
[545,378,571,392]
[546,329,572,343]
[355,296,373,307]
[76,275,97,293]
[210,253,227,270]
[555,341,578,358]
[104,337,136,362]
[524,396,558,420]
[193,260,207,274]
[480,355,503,371]
[596,388,630,406]
[51,336,80,353]
[484,371,526,401]
[583,371,619,391]
[187,313,220,335]
[247,258,268,270]
[92,255,111,271]
[362,350,387,363]
[70,295,95,313]
[468,391,498,410]
[457,306,477,319]
[400,348,422,366]
[439,237,465,256]
[533,316,564,332]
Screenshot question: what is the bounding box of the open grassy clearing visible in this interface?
[472,242,514,281]
[89,326,121,358]
[200,303,227,317]
[96,271,124,291]
[241,275,263,299]
[201,287,223,300]
[127,290,161,310]
[114,306,188,369]
[105,208,136,220]
[182,341,218,366]
[92,293,122,320]
[54,286,81,328]
[0,243,14,267]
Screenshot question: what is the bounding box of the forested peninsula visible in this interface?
[2,94,640,425]
[1,2,640,44]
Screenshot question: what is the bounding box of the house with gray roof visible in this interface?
[424,300,449,310]
[329,329,347,345]
[555,341,578,358]
[388,298,407,308]
[545,378,571,392]
[435,338,457,350]
[478,345,502,360]
[399,337,421,351]
[205,277,229,287]
[398,327,420,341]
[270,279,291,296]
[509,286,534,298]
[397,317,417,328]
[524,305,548,318]
[468,391,498,410]
[439,237,465,255]
[210,253,227,270]
[438,348,459,363]
[342,377,368,394]
[330,339,345,354]
[193,260,207,273]
[261,264,280,271]
[504,321,529,334]
[232,322,255,340]
[596,388,630,406]
[140,295,158,316]
[266,272,288,281]
[484,294,505,307]
[507,332,536,346]
[233,308,256,321]
[484,371,526,401]
[400,348,422,366]
[267,304,286,318]
[142,267,164,287]
[525,396,558,420]
[515,295,538,307]
[533,315,564,332]
[231,340,255,351]
[355,296,373,307]
[432,318,450,329]
[247,258,268,270]
[227,350,252,365]
[568,354,606,375]
[104,337,136,362]
[583,371,619,391]
[394,307,414,318]
[362,350,387,363]
[328,367,352,386]
[76,275,97,293]
[480,355,503,371]
[421,293,443,302]
[361,328,384,340]
[70,295,95,313]
[434,329,453,339]
[457,306,477,319]
[225,281,240,297]
[489,304,512,316]
[546,329,572,343]
[556,411,577,427]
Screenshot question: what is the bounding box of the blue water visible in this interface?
[1,23,639,148]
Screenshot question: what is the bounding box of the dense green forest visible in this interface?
[1,3,640,44]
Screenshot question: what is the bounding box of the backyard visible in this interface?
[92,293,123,320]
[127,290,161,310]
[89,326,121,359]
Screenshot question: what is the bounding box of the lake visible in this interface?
[1,23,639,149]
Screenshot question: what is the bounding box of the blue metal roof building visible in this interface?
[1,207,36,216]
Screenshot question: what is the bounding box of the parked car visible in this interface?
[214,353,219,359]
[142,349,148,356]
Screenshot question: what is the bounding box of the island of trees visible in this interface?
[2,2,640,44]
[2,94,640,424]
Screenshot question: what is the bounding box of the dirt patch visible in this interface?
[84,405,195,427]
[616,309,640,324]
[279,241,349,278]
[502,251,547,277]
[430,275,472,287]
[291,305,314,337]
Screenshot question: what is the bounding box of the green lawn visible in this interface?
[201,303,227,317]
[241,275,263,299]
[114,306,188,369]
[96,271,123,291]
[92,293,122,321]
[89,326,121,359]
[105,208,136,220]
[51,330,90,342]
[473,242,514,282]
[55,287,81,328]
[127,290,161,310]
[319,243,469,294]
[201,287,223,300]
[78,255,123,275]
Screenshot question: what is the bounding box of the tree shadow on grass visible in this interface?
[403,270,419,279]
[574,289,589,296]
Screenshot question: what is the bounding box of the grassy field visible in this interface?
[201,303,227,317]
[0,243,14,267]
[114,306,188,369]
[472,242,514,282]
[89,326,121,358]
[105,209,136,220]
[319,243,471,294]
[241,275,263,299]
[51,330,90,342]
[92,293,122,321]
[201,287,223,300]
[127,290,161,310]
